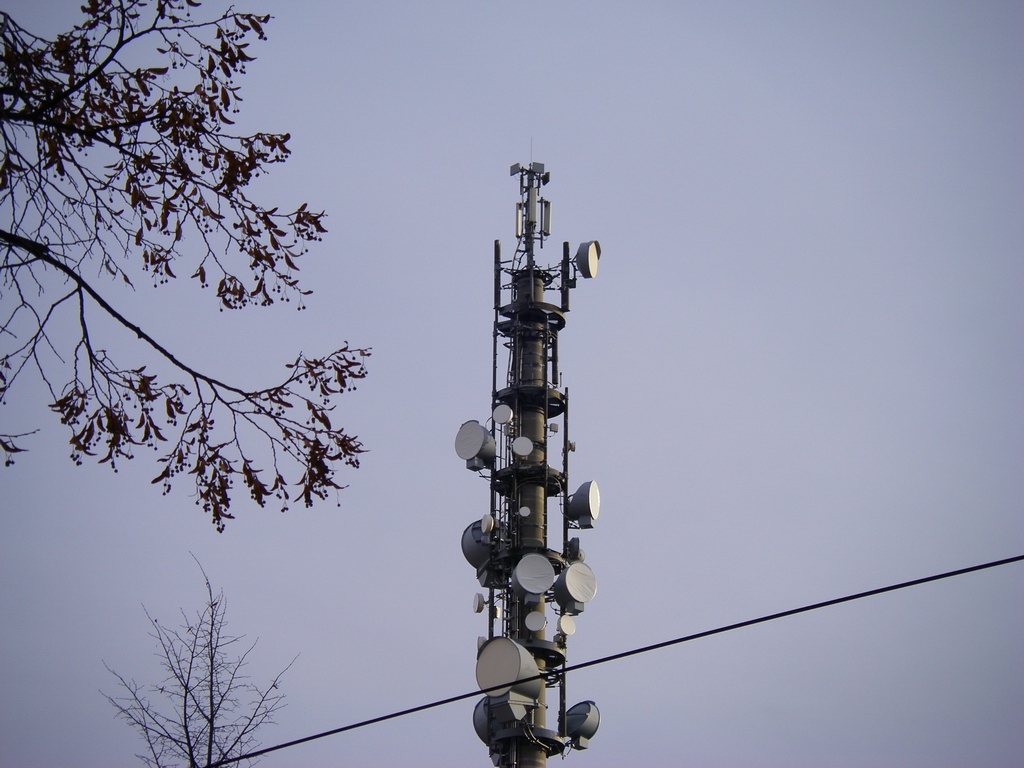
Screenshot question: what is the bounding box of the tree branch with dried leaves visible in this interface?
[0,0,369,530]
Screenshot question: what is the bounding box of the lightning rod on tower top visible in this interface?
[455,163,604,768]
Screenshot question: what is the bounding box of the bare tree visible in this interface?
[104,565,295,768]
[0,0,369,530]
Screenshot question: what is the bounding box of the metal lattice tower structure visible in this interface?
[456,163,603,768]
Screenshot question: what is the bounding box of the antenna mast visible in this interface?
[456,163,603,767]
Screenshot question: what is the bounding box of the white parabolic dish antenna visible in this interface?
[511,553,556,596]
[511,435,534,457]
[568,480,600,524]
[473,698,491,744]
[461,521,490,568]
[557,615,576,636]
[524,611,547,632]
[493,404,514,425]
[575,240,601,279]
[476,638,542,698]
[456,421,495,462]
[554,561,598,604]
[566,700,601,743]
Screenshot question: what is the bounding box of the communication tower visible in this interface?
[455,163,603,768]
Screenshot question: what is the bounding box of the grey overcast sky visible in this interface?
[2,1,1022,767]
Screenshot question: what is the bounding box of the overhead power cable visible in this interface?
[210,553,1024,767]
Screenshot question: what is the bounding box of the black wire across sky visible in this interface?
[209,554,1024,767]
